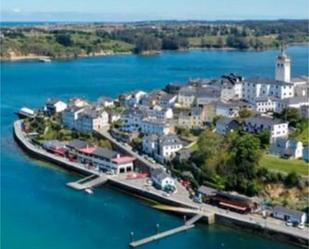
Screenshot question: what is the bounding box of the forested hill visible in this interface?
[1,20,308,60]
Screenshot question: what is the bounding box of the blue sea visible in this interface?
[1,46,308,249]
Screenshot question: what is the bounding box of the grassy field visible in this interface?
[260,154,309,175]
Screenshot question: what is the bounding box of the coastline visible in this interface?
[12,119,309,248]
[2,42,308,62]
[0,51,133,62]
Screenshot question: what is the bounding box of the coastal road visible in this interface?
[99,129,309,241]
[95,129,163,170]
[15,121,309,242]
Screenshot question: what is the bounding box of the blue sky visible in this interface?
[1,0,308,22]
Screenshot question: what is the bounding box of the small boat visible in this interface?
[38,58,51,63]
[16,107,37,119]
[85,188,94,194]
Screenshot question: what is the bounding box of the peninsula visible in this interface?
[14,49,309,247]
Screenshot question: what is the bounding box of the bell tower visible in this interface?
[275,46,291,82]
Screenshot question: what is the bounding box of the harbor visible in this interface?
[13,119,309,248]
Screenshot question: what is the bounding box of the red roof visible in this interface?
[219,202,247,211]
[112,156,135,164]
[79,146,97,154]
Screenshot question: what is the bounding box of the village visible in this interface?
[17,49,309,233]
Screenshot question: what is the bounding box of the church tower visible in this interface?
[275,47,291,82]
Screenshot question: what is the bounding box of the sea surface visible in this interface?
[1,46,308,249]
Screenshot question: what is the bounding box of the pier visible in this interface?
[129,215,204,248]
[67,174,109,190]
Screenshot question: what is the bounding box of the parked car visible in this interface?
[285,221,293,227]
[193,195,202,204]
[298,223,305,229]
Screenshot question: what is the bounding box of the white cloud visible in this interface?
[12,8,21,13]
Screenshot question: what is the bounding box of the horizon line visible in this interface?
[1,18,308,23]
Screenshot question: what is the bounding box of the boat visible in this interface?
[85,188,94,194]
[16,107,37,119]
[38,58,51,63]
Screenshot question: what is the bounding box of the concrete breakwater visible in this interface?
[13,120,309,248]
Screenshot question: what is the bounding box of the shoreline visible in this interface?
[2,43,308,62]
[12,120,309,248]
[0,51,133,62]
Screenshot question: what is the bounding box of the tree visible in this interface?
[196,129,223,165]
[238,108,252,119]
[226,134,261,195]
[285,171,300,188]
[162,36,189,50]
[134,35,161,54]
[55,34,73,47]
[256,130,271,149]
[276,107,299,127]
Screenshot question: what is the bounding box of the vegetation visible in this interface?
[24,115,112,148]
[171,122,308,199]
[260,154,309,176]
[275,107,309,145]
[1,20,308,59]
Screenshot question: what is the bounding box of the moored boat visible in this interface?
[85,188,94,194]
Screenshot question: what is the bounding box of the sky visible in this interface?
[1,0,309,22]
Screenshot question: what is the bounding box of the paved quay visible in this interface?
[13,120,309,244]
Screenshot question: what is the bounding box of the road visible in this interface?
[95,129,163,170]
[15,121,309,242]
[97,129,309,241]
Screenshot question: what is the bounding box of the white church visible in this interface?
[242,48,308,113]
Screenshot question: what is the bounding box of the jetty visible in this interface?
[129,213,203,248]
[67,174,109,190]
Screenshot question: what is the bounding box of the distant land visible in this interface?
[1,19,308,60]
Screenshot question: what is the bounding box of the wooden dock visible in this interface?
[67,174,108,190]
[129,213,203,248]
[129,224,194,248]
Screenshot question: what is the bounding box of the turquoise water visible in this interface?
[1,46,308,249]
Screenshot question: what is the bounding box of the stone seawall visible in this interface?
[13,120,309,248]
[215,215,308,248]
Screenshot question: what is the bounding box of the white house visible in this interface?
[244,116,289,141]
[242,77,294,104]
[45,98,67,115]
[121,109,145,132]
[125,90,147,107]
[142,134,183,162]
[140,118,171,135]
[207,73,244,100]
[255,97,277,113]
[109,112,122,123]
[75,109,109,133]
[62,106,85,129]
[216,100,252,118]
[151,168,176,191]
[273,206,307,225]
[142,105,173,120]
[177,86,196,107]
[62,107,109,133]
[270,138,303,159]
[159,94,177,108]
